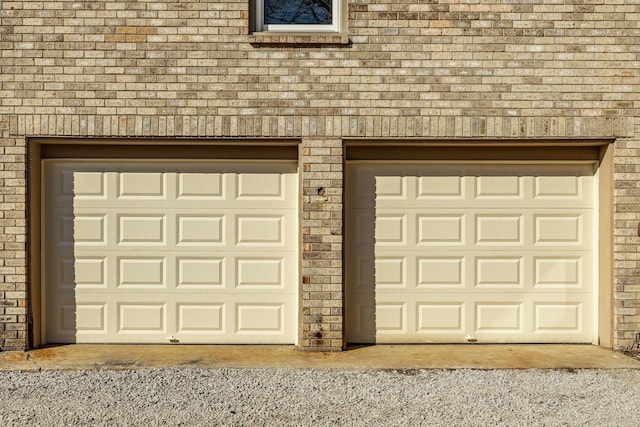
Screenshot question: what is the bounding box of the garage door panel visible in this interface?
[376,303,407,334]
[417,256,465,289]
[347,161,596,344]
[345,166,377,209]
[46,162,296,210]
[118,172,167,199]
[475,303,524,333]
[475,175,523,199]
[534,303,584,333]
[371,210,592,251]
[235,257,286,289]
[73,257,108,288]
[118,303,167,334]
[66,171,107,199]
[236,172,286,199]
[44,160,298,344]
[375,214,407,245]
[347,211,375,248]
[418,175,464,199]
[375,175,407,199]
[534,175,582,199]
[44,209,75,246]
[534,256,584,288]
[54,303,108,336]
[236,303,285,334]
[475,257,524,288]
[117,257,167,288]
[417,214,465,245]
[375,257,407,288]
[417,303,465,334]
[347,256,375,291]
[236,214,286,246]
[176,214,225,245]
[362,164,594,210]
[117,214,166,245]
[178,172,224,199]
[74,304,108,333]
[534,214,588,246]
[176,257,225,288]
[177,303,225,334]
[70,214,108,245]
[475,214,523,245]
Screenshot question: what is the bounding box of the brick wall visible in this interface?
[1,0,640,350]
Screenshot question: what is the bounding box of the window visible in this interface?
[255,0,341,32]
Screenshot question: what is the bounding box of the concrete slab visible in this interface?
[2,344,640,372]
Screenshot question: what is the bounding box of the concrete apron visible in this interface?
[1,344,640,371]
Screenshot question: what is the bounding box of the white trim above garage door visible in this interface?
[346,161,597,344]
[43,159,298,344]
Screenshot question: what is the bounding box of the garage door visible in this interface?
[346,162,596,343]
[43,160,298,344]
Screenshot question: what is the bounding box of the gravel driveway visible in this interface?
[2,368,640,426]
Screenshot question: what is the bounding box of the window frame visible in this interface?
[255,0,341,33]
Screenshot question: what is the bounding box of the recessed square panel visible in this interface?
[236,258,283,288]
[61,216,75,243]
[418,304,464,332]
[376,304,405,332]
[350,170,377,208]
[118,172,165,198]
[237,174,283,198]
[375,257,405,287]
[236,304,283,333]
[118,304,165,332]
[237,216,283,245]
[59,305,77,333]
[177,258,224,287]
[71,172,105,197]
[74,258,107,287]
[177,215,223,245]
[61,171,76,197]
[356,257,375,291]
[535,176,580,198]
[178,304,224,332]
[74,215,106,244]
[178,173,223,198]
[75,304,106,332]
[357,303,376,337]
[418,176,463,198]
[118,215,165,245]
[418,215,463,244]
[535,215,581,244]
[60,259,76,288]
[376,176,405,198]
[476,176,521,198]
[417,257,464,288]
[534,304,581,332]
[355,212,375,246]
[475,257,522,287]
[476,215,522,244]
[375,215,405,244]
[118,258,165,287]
[475,303,522,332]
[534,257,581,287]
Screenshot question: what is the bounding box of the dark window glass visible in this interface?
[264,0,332,25]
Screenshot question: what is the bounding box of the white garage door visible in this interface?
[43,160,298,344]
[346,162,596,343]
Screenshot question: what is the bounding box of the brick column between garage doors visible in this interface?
[300,138,344,350]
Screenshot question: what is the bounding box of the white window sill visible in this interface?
[249,32,349,45]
